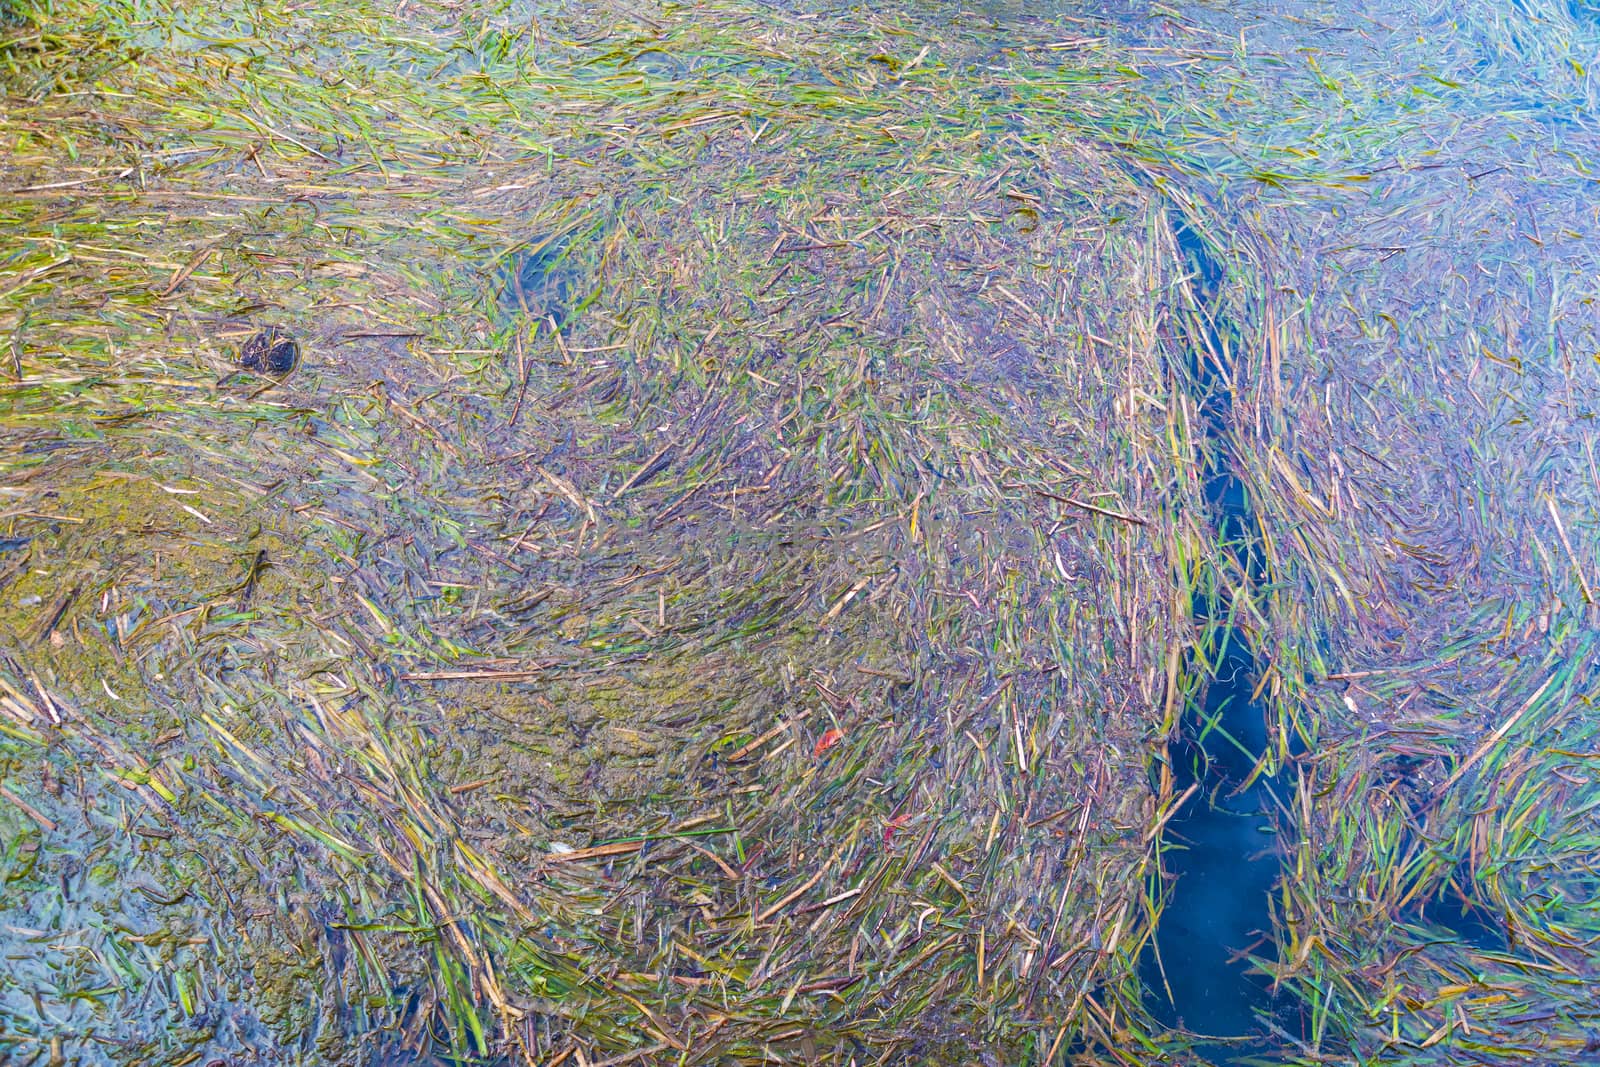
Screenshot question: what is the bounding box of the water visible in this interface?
[497,234,575,327]
[1138,205,1298,1051]
[6,0,1599,1061]
[1417,866,1508,953]
[1107,0,1600,1051]
[1145,649,1283,1015]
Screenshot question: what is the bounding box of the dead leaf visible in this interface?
[813,727,845,757]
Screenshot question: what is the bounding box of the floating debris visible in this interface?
[237,327,300,377]
[5,0,1599,1063]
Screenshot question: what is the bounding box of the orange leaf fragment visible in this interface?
[813,727,845,757]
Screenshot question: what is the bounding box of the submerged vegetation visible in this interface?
[2,0,1598,1064]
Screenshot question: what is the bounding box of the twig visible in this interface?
[1546,495,1594,605]
[1434,674,1557,799]
[0,785,56,831]
[402,664,556,681]
[757,852,835,923]
[29,585,79,645]
[543,841,643,864]
[1035,490,1147,526]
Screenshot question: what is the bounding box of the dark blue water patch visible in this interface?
[1174,643,1272,796]
[497,234,575,328]
[1141,642,1291,1045]
[1415,862,1508,953]
[1419,893,1506,953]
[1140,201,1297,1050]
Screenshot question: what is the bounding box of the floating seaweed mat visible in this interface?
[1137,21,1600,1056]
[0,0,1216,1062]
